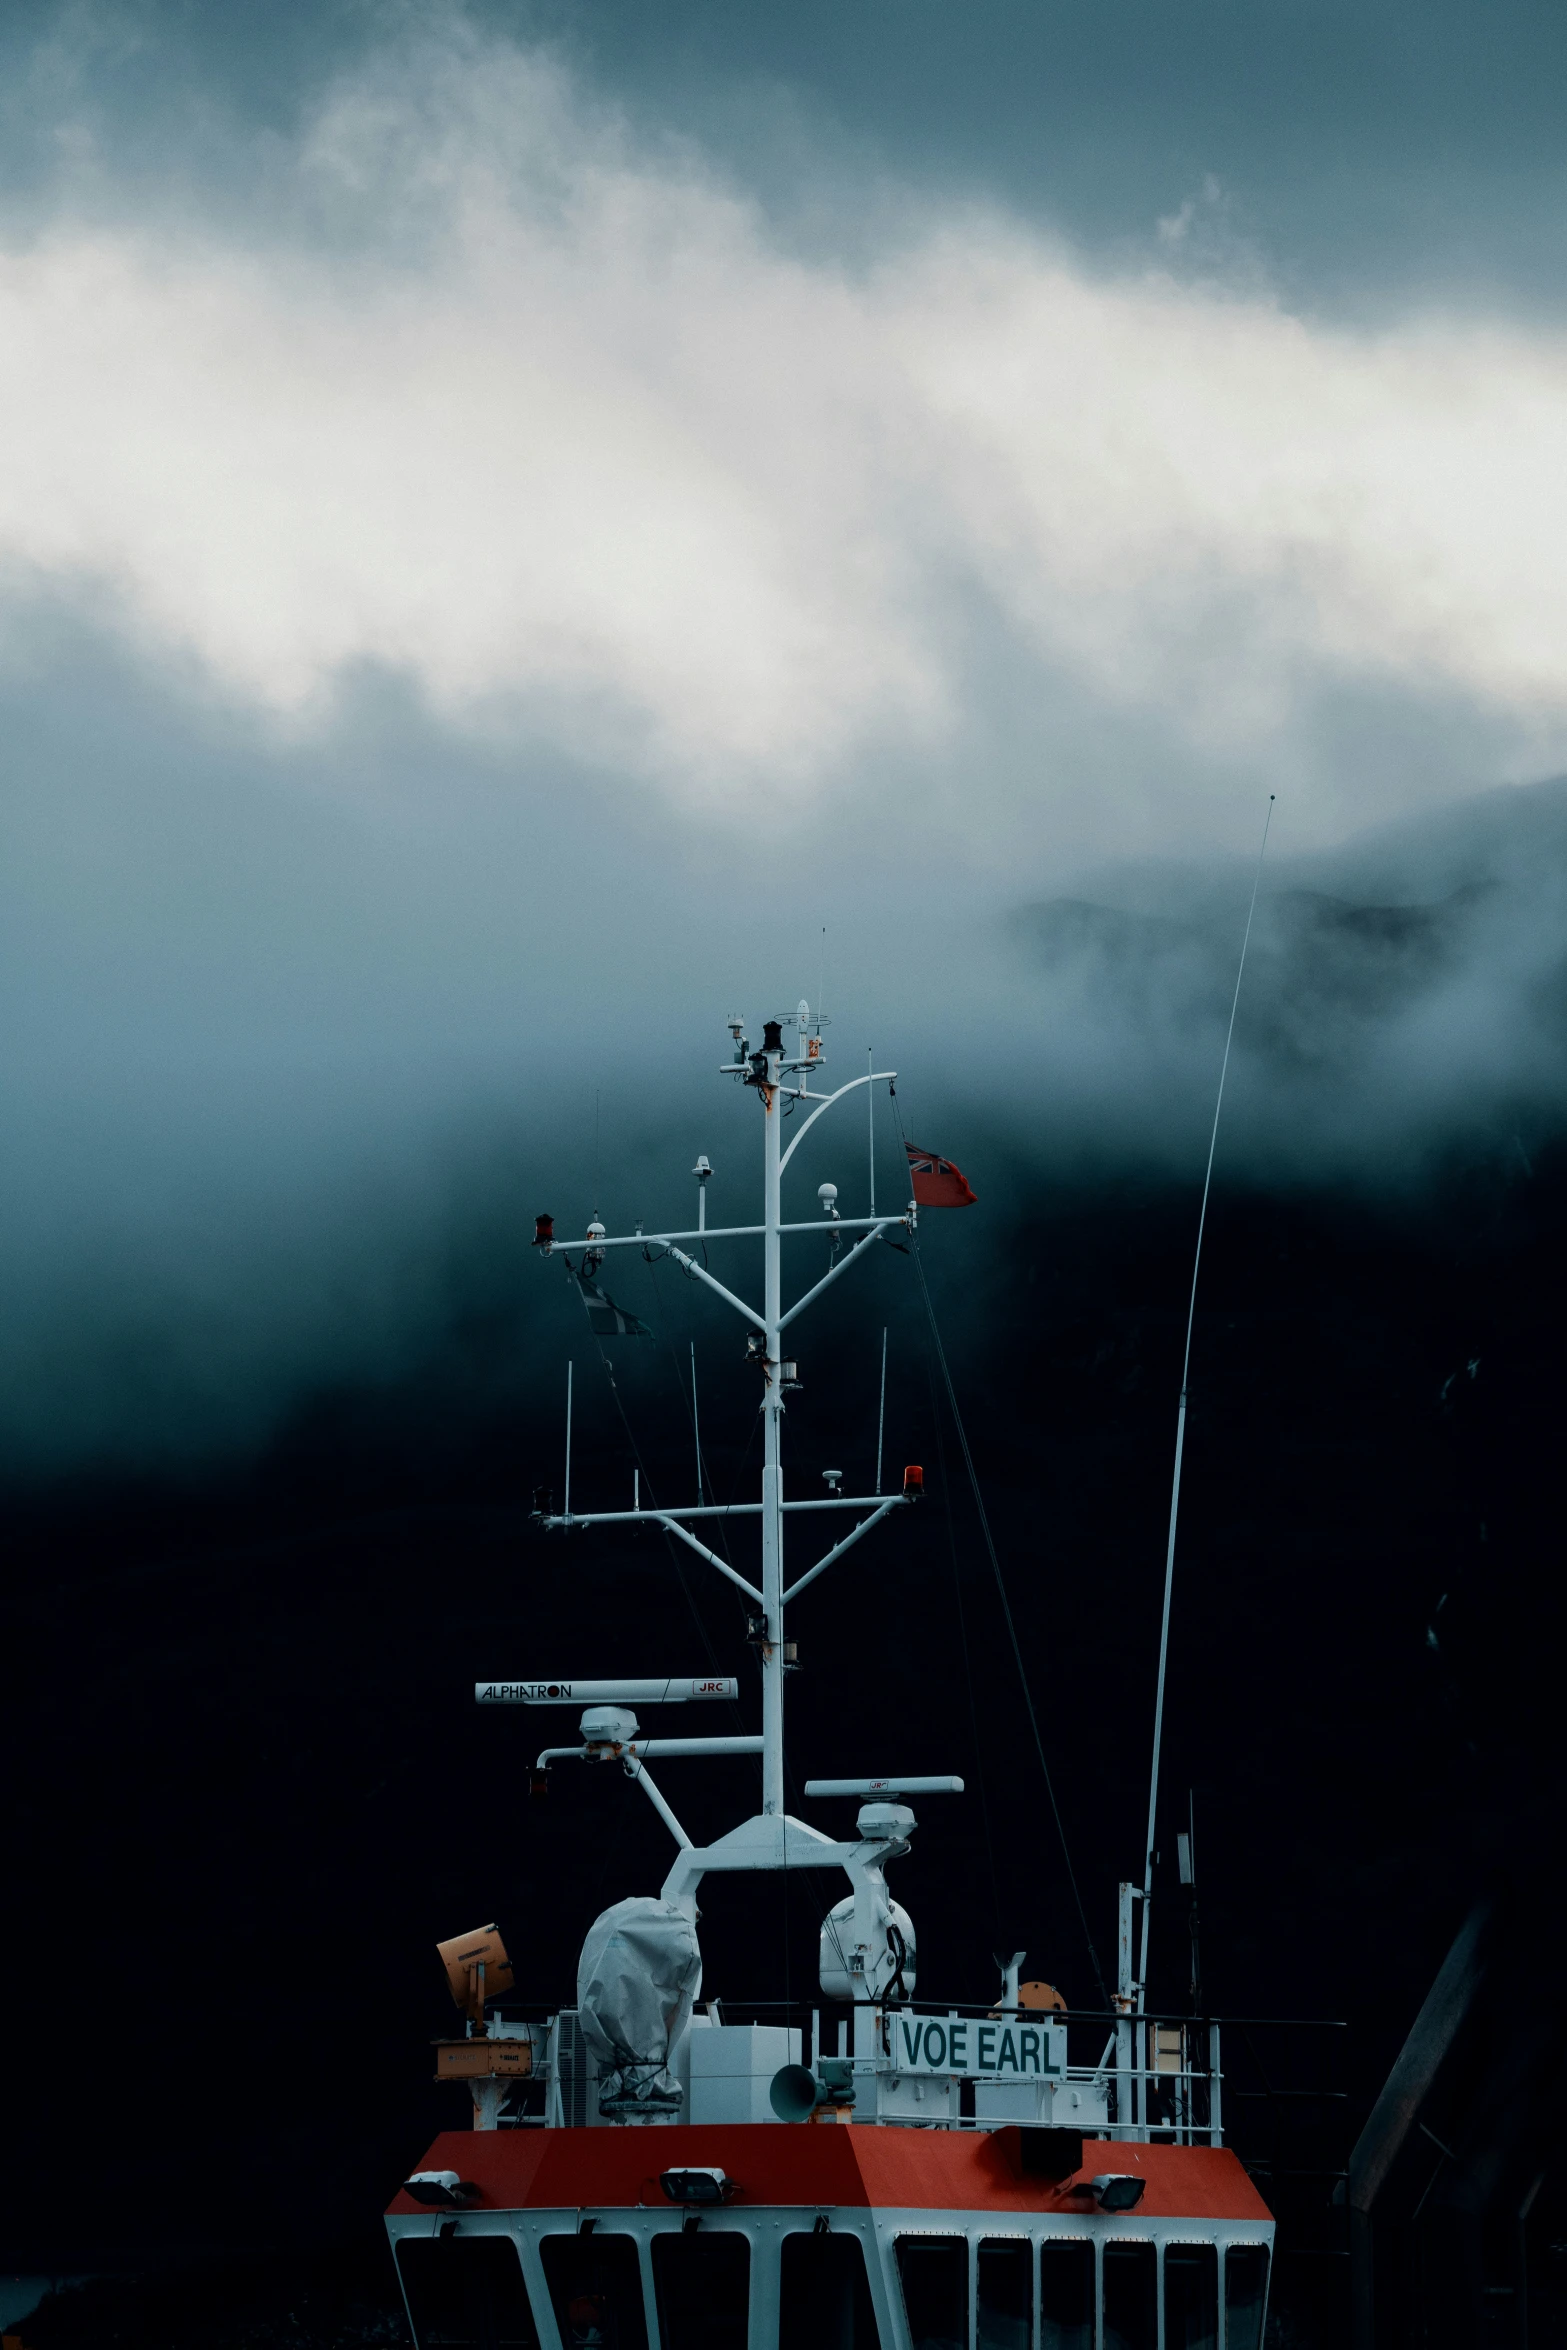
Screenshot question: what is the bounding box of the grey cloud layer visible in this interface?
[5,670,1565,1482]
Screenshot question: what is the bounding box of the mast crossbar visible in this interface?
[542,1214,896,1252]
[779,1221,904,1329]
[659,1246,759,1324]
[623,1757,692,1848]
[541,1491,903,1528]
[783,1496,905,1603]
[532,1006,925,1917]
[654,1514,765,1606]
[535,1737,765,1764]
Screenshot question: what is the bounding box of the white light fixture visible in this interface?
[660,2167,736,2205]
[1091,2173,1146,2212]
[403,2171,479,2209]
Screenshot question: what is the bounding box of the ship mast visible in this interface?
[512,1003,958,1994]
[758,1007,785,1814]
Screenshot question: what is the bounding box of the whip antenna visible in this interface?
[1138,794,1274,2010]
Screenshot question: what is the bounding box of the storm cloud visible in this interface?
[0,21,1566,838]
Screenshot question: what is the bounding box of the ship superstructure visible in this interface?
[386,1005,1275,2350]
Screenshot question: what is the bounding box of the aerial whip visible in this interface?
[1139,795,1275,2008]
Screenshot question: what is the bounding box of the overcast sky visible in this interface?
[3,0,1566,1468]
[5,0,1567,846]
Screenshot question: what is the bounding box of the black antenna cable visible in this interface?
[892,1086,1108,2005]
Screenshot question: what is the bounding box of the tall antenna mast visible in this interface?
[532,1010,912,1864]
[867,1047,875,1215]
[1138,796,1274,2010]
[691,1341,703,1504]
[563,1361,574,1519]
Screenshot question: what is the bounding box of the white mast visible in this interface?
[519,1005,961,2033]
[759,1013,785,1815]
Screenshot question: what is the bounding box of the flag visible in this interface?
[572,1271,653,1337]
[905,1142,977,1208]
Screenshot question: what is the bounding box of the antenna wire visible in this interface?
[1138,794,1275,2008]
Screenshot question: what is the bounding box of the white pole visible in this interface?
[564,1360,573,1519]
[1116,1882,1137,2139]
[867,1047,875,1216]
[691,1342,703,1504]
[760,1042,785,1817]
[875,1327,887,1496]
[1138,795,1274,2010]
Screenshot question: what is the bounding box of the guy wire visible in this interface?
[588,1332,736,1713]
[925,1343,1003,1948]
[891,1093,1108,2004]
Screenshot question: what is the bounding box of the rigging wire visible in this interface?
[925,1343,1003,1947]
[583,1320,734,1696]
[646,1259,727,1532]
[907,1225,1108,2008]
[615,1245,770,1810]
[1138,793,1275,2007]
[691,1341,704,1506]
[645,1251,758,1568]
[888,1083,1107,2003]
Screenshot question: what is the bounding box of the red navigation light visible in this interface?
[532,1213,555,1248]
[902,1464,924,1497]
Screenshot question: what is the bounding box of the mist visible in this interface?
[6,642,1567,1478]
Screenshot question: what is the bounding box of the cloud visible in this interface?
[6,16,1567,1481]
[0,21,1565,837]
[2,635,1565,1482]
[994,776,1567,1181]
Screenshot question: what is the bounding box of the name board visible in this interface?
[889,2015,1066,2081]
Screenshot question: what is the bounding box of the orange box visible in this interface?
[434,2038,533,2081]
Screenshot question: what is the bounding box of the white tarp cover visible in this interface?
[576,1896,702,2115]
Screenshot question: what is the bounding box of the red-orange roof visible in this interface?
[387,2126,1271,2225]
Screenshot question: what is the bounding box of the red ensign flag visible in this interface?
[905,1142,977,1207]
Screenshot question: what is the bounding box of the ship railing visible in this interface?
[796,2000,1227,2142]
[673,2001,1345,2153]
[486,2000,1344,2154]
